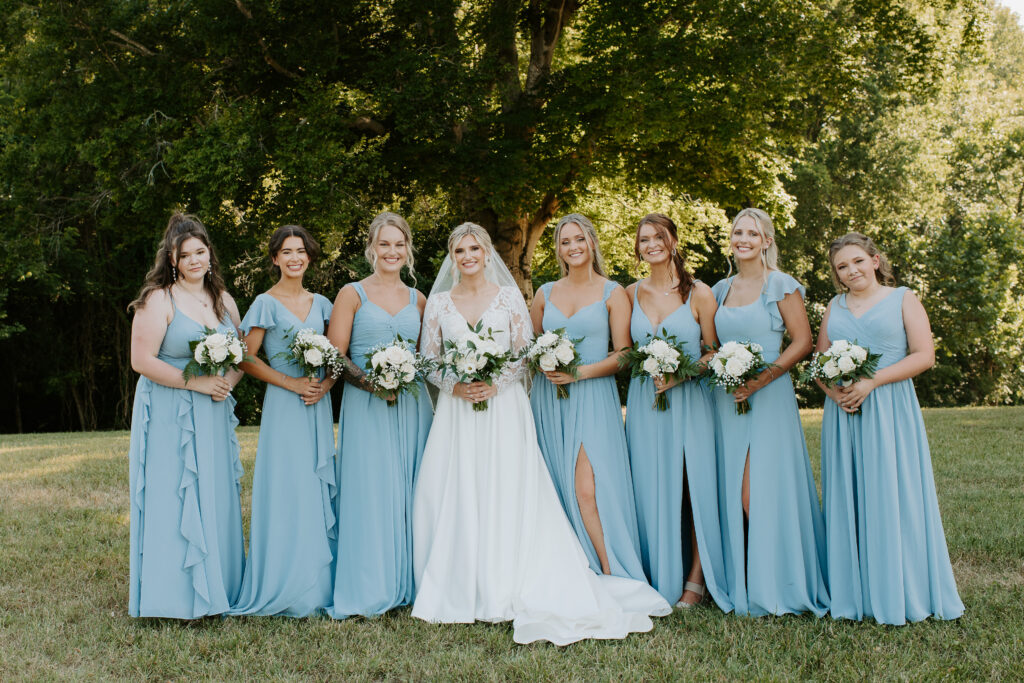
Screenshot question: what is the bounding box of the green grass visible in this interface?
[1,407,1022,681]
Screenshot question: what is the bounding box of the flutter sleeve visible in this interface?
[492,286,533,391]
[710,278,731,306]
[422,294,458,395]
[763,271,807,333]
[240,294,276,335]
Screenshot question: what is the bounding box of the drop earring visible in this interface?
[172,265,177,282]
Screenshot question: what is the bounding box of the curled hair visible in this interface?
[728,208,779,281]
[634,213,695,302]
[447,222,494,282]
[268,224,320,277]
[129,212,229,321]
[364,212,417,285]
[552,214,608,278]
[827,232,896,291]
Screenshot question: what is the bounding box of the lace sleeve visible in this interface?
[493,286,533,391]
[422,294,458,394]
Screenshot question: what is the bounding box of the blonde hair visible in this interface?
[447,222,495,282]
[827,232,895,291]
[727,208,779,280]
[364,211,416,285]
[552,214,608,278]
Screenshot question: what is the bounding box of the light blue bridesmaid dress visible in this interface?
[128,295,244,618]
[530,280,647,581]
[710,271,829,616]
[625,284,731,609]
[227,293,335,617]
[330,283,433,619]
[821,287,964,624]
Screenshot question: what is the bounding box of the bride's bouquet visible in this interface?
[619,331,701,411]
[525,328,582,399]
[275,327,344,380]
[800,339,881,413]
[441,321,517,412]
[183,328,247,382]
[364,336,434,407]
[706,340,773,415]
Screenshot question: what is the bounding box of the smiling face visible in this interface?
[372,224,409,275]
[637,222,674,266]
[452,234,486,277]
[831,244,880,292]
[272,235,310,281]
[730,215,769,264]
[557,221,593,271]
[173,237,211,284]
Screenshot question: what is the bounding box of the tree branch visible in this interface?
[107,28,155,56]
[234,0,301,80]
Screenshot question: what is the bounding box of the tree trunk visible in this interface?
[475,193,560,303]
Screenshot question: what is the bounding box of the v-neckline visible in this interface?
[171,293,224,330]
[546,297,604,320]
[268,292,315,324]
[844,287,899,320]
[449,288,501,328]
[638,298,687,332]
[360,283,414,318]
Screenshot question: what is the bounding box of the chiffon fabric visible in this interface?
[412,286,670,645]
[625,285,731,609]
[530,280,648,580]
[330,283,433,619]
[128,296,244,618]
[227,293,335,617]
[710,271,829,616]
[821,288,964,624]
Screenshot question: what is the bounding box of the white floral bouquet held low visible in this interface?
[526,328,582,399]
[619,330,702,411]
[706,340,773,415]
[364,335,435,407]
[800,339,881,414]
[183,328,247,383]
[273,327,345,380]
[441,320,518,412]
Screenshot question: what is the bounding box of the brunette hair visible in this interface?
[827,232,896,291]
[552,214,608,278]
[634,213,695,302]
[269,224,320,277]
[128,212,229,321]
[364,212,417,285]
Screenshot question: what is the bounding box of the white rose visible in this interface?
[304,347,324,367]
[539,352,557,372]
[554,344,575,365]
[661,357,679,373]
[385,345,406,366]
[228,340,244,363]
[648,339,670,356]
[719,341,742,356]
[480,340,502,356]
[711,357,726,376]
[205,333,227,350]
[823,360,841,378]
[733,347,754,365]
[371,350,387,369]
[831,339,850,353]
[208,344,228,363]
[402,368,416,383]
[724,357,746,378]
[850,345,868,362]
[537,332,559,347]
[837,355,856,374]
[194,342,207,363]
[380,372,399,390]
[642,356,661,377]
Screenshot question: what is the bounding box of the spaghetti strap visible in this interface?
[408,286,417,306]
[350,282,368,303]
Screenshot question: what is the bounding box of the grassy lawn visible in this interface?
[1,407,1022,680]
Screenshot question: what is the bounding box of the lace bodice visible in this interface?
[421,286,533,394]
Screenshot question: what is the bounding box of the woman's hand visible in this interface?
[188,375,233,402]
[543,370,577,386]
[454,381,497,404]
[289,376,328,405]
[654,375,681,394]
[732,367,776,404]
[837,378,876,412]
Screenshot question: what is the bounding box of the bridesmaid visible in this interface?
[817,233,963,625]
[328,212,433,619]
[529,213,647,581]
[625,213,730,610]
[710,208,828,617]
[228,224,335,617]
[127,212,245,618]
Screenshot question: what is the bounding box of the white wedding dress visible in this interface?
[411,285,671,645]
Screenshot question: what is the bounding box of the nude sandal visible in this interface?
[675,581,706,609]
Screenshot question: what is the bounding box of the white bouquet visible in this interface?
[441,320,517,412]
[183,327,247,383]
[275,327,344,380]
[800,339,881,414]
[525,327,582,399]
[706,340,773,415]
[620,330,701,411]
[364,335,433,407]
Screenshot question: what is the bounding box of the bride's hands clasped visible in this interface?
[454,380,497,404]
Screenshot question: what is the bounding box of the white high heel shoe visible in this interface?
[674,581,706,609]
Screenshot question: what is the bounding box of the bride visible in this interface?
[412,222,670,645]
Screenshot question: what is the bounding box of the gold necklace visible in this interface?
[176,282,210,308]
